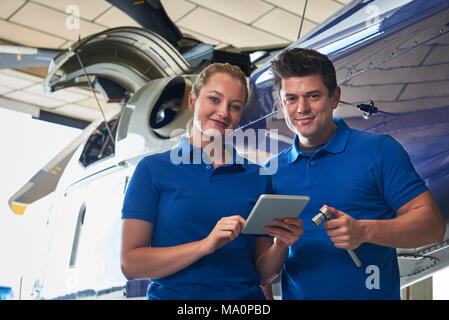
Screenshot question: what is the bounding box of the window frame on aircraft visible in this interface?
[78,115,120,167]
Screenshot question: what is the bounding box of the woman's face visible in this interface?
[189,72,246,139]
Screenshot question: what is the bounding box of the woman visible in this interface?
[120,63,302,300]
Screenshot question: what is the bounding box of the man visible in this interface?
[265,48,445,299]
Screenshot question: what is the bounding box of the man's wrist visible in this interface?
[361,219,373,244]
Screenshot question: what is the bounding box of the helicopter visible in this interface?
[4,0,449,299]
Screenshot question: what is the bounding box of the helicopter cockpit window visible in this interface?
[79,116,119,167]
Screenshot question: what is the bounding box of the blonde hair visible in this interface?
[191,63,248,103]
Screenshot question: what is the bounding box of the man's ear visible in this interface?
[188,92,196,113]
[277,90,286,109]
[331,86,341,109]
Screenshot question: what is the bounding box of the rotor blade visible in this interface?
[0,46,61,69]
[8,117,104,215]
[0,45,38,54]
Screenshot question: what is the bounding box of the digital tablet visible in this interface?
[242,194,310,235]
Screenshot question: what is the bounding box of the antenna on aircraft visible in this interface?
[297,0,309,39]
[72,36,115,147]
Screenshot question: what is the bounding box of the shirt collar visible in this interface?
[176,137,247,170]
[322,118,350,154]
[289,135,302,164]
[288,118,350,164]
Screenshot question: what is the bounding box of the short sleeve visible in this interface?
[121,158,159,223]
[375,135,428,211]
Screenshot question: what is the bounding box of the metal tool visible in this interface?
[312,206,362,267]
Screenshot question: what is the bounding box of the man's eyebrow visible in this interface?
[305,90,322,95]
[283,90,322,97]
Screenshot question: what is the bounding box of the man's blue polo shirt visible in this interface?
[122,138,269,300]
[266,118,427,299]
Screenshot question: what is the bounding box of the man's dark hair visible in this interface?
[271,48,337,97]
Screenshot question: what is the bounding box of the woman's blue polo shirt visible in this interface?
[121,138,270,300]
[266,118,427,300]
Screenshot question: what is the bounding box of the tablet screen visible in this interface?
[242,194,309,235]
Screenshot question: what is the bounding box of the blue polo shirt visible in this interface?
[266,118,427,300]
[122,138,269,300]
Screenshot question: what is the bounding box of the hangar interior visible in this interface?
[0,0,447,300]
[0,0,350,125]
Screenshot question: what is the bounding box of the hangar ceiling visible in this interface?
[0,0,350,126]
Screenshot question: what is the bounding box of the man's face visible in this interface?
[280,74,340,147]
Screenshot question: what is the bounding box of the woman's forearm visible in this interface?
[121,240,208,280]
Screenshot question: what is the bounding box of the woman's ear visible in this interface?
[188,92,196,113]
